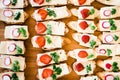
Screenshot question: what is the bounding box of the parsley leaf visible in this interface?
[18,27,27,37]
[12,60,20,72]
[12,73,19,80]
[114,76,119,80]
[111,8,116,15]
[46,24,52,35]
[90,40,96,48]
[109,19,117,30]
[51,74,56,80]
[16,46,22,54]
[50,52,59,63]
[87,54,94,59]
[46,0,51,2]
[107,49,112,56]
[89,23,96,30]
[45,36,52,44]
[12,0,17,6]
[14,12,21,20]
[86,64,92,73]
[112,62,119,72]
[47,9,56,17]
[89,9,95,15]
[113,35,119,41]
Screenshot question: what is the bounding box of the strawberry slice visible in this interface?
[105,63,112,69]
[36,36,45,48]
[42,68,53,78]
[81,35,90,43]
[80,9,90,19]
[78,50,88,58]
[75,63,84,72]
[33,0,44,4]
[79,21,88,30]
[40,54,52,64]
[78,0,86,5]
[38,9,48,20]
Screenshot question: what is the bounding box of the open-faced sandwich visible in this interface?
[68,49,97,61]
[68,20,97,33]
[0,0,28,8]
[4,25,29,40]
[72,33,101,48]
[97,72,120,80]
[35,21,68,35]
[71,6,98,19]
[0,9,28,24]
[99,32,120,44]
[97,19,120,32]
[73,61,96,75]
[80,75,100,80]
[95,44,120,56]
[96,0,120,5]
[97,56,120,72]
[32,6,71,21]
[0,55,26,71]
[0,72,25,80]
[0,41,25,55]
[37,49,67,67]
[37,63,70,80]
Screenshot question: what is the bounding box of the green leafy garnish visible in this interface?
[14,12,21,20]
[113,35,119,41]
[18,27,27,37]
[112,62,119,72]
[12,0,17,6]
[109,19,117,30]
[111,8,116,15]
[12,73,19,80]
[12,60,20,72]
[86,64,92,73]
[47,9,56,17]
[46,0,51,2]
[87,54,94,59]
[46,24,52,35]
[89,23,96,30]
[89,9,95,15]
[114,76,119,80]
[90,40,96,48]
[16,46,22,54]
[45,36,52,44]
[51,74,56,80]
[50,52,59,63]
[107,49,112,56]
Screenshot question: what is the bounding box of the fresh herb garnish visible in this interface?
[50,52,59,63]
[12,73,19,80]
[46,24,52,35]
[16,46,22,54]
[18,27,27,37]
[47,9,56,17]
[12,60,20,72]
[113,35,119,41]
[112,62,119,72]
[114,76,119,80]
[12,0,17,6]
[46,0,51,2]
[87,54,94,59]
[89,23,96,30]
[14,12,21,20]
[107,49,112,56]
[109,19,117,30]
[86,64,92,73]
[45,36,52,44]
[111,8,116,15]
[90,40,96,48]
[89,9,95,15]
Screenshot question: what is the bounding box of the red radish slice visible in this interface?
[2,0,11,6]
[99,49,106,54]
[2,74,11,80]
[4,57,11,66]
[104,35,113,43]
[105,74,114,80]
[3,10,13,17]
[12,28,20,37]
[105,63,112,69]
[102,21,110,29]
[103,10,111,17]
[8,43,16,52]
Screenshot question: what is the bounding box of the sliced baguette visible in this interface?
[80,76,100,80]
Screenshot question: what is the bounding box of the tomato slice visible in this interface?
[36,36,45,48]
[79,21,88,30]
[78,0,87,5]
[75,63,84,72]
[40,54,52,64]
[80,9,90,19]
[78,50,88,58]
[38,9,48,20]
[35,22,47,34]
[81,35,90,43]
[33,0,44,4]
[42,68,53,78]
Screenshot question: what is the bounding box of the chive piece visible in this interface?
[89,9,95,15]
[87,54,94,59]
[45,36,52,44]
[12,0,17,6]
[12,73,19,80]
[90,40,96,48]
[113,35,119,41]
[16,46,22,54]
[89,23,96,30]
[14,12,21,20]
[107,49,112,56]
[12,60,20,72]
[86,64,92,73]
[46,24,52,35]
[46,0,51,2]
[47,9,56,17]
[111,8,116,15]
[18,27,27,37]
[50,52,59,63]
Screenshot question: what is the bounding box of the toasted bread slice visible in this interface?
[80,76,100,80]
[96,0,120,5]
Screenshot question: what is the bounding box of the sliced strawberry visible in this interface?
[102,21,110,29]
[42,68,53,78]
[12,28,20,37]
[79,21,88,30]
[78,0,86,5]
[3,10,13,18]
[33,0,44,4]
[105,63,112,69]
[38,9,48,20]
[103,10,111,17]
[78,50,88,58]
[81,35,90,43]
[8,43,16,52]
[36,36,45,48]
[104,35,113,43]
[4,57,11,66]
[75,63,84,72]
[80,9,90,19]
[2,0,11,6]
[99,49,106,54]
[40,54,52,64]
[35,22,47,34]
[105,74,114,80]
[2,74,11,80]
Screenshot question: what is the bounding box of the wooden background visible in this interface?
[0,1,108,80]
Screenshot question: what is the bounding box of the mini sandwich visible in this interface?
[0,55,26,71]
[73,61,96,75]
[32,6,71,21]
[0,41,25,55]
[72,33,101,48]
[68,49,97,61]
[0,9,28,24]
[29,0,68,7]
[37,63,70,80]
[80,76,100,80]
[37,49,67,66]
[68,20,97,33]
[0,72,25,80]
[97,56,120,72]
[96,0,120,5]
[0,0,28,8]
[99,32,120,44]
[97,19,120,32]
[95,44,120,56]
[4,25,29,40]
[99,6,120,19]
[97,72,120,80]
[71,6,98,19]
[35,21,68,35]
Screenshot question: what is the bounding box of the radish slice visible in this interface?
[105,74,114,80]
[104,35,113,43]
[4,57,11,66]
[3,10,13,18]
[102,21,110,29]
[105,63,112,69]
[99,49,106,54]
[12,28,20,37]
[103,10,111,17]
[8,43,16,52]
[2,74,11,80]
[2,0,11,6]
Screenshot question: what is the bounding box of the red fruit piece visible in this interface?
[80,9,90,19]
[79,21,88,30]
[33,0,44,4]
[81,35,90,43]
[105,63,112,69]
[40,54,52,64]
[42,68,53,78]
[38,9,48,20]
[36,36,45,48]
[78,0,87,5]
[78,50,88,58]
[75,63,84,72]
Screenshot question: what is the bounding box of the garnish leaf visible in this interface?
[50,52,59,63]
[87,54,94,59]
[86,64,92,73]
[51,74,56,80]
[107,49,112,56]
[12,73,19,80]
[18,27,27,37]
[112,62,119,72]
[16,46,22,54]
[45,36,52,44]
[113,35,119,41]
[89,23,96,30]
[46,24,52,35]
[114,76,119,80]
[12,0,17,6]
[89,9,95,15]
[90,40,96,48]
[109,19,117,30]
[111,8,116,15]
[47,9,56,17]
[14,12,21,20]
[12,60,20,72]
[46,0,51,2]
